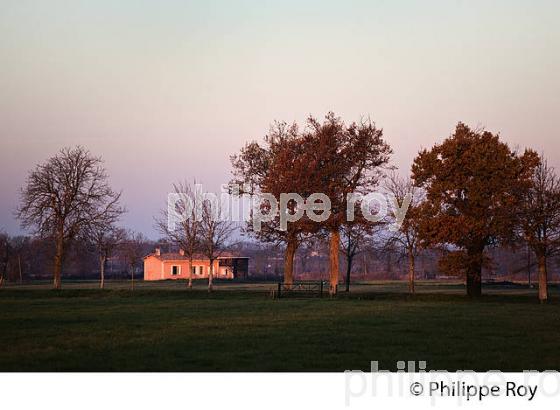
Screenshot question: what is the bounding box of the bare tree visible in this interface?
[122,231,147,291]
[156,181,200,289]
[16,147,123,289]
[0,232,10,287]
[339,206,380,292]
[520,157,560,303]
[89,225,126,289]
[199,199,236,292]
[385,173,424,294]
[9,236,28,284]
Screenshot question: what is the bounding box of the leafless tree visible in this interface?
[156,181,200,288]
[122,231,147,291]
[520,157,560,303]
[199,199,236,292]
[0,232,10,287]
[89,225,126,289]
[340,218,379,293]
[385,173,424,294]
[9,236,28,284]
[16,147,123,289]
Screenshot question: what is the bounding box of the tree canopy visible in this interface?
[412,123,539,296]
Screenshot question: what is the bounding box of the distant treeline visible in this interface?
[1,233,556,285]
[5,114,560,302]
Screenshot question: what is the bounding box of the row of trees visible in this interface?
[10,115,560,302]
[12,147,235,291]
[231,113,392,295]
[13,147,152,289]
[0,227,150,288]
[232,114,560,302]
[412,124,560,302]
[156,182,236,291]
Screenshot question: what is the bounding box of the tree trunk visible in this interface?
[53,236,64,290]
[131,265,135,291]
[0,259,6,287]
[527,244,532,288]
[537,253,548,303]
[284,239,297,289]
[99,254,107,289]
[345,255,352,292]
[466,247,483,298]
[18,255,22,284]
[408,249,415,294]
[329,229,340,296]
[208,260,214,292]
[188,257,193,289]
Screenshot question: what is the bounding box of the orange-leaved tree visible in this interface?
[300,113,391,295]
[230,122,316,287]
[412,123,538,297]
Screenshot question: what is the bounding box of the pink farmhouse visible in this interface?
[143,248,249,281]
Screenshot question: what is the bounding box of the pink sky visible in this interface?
[1,1,559,237]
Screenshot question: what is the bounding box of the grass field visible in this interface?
[0,280,559,372]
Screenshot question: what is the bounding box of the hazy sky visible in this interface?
[1,0,559,237]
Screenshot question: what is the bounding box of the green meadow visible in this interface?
[0,281,558,372]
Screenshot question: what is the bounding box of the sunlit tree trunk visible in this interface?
[188,257,193,289]
[408,249,415,294]
[208,261,214,292]
[537,253,548,303]
[99,254,107,289]
[329,229,340,296]
[284,239,297,289]
[53,235,64,290]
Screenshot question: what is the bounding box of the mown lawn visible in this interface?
[0,282,558,371]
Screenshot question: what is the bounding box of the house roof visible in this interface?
[144,251,248,261]
[143,252,202,261]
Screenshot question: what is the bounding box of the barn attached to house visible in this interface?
[143,248,249,281]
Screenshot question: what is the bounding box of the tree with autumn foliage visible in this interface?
[412,123,539,297]
[231,122,316,287]
[232,114,390,294]
[299,113,391,295]
[519,156,560,303]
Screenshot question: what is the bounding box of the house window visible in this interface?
[172,265,180,276]
[192,266,196,275]
[199,266,204,275]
